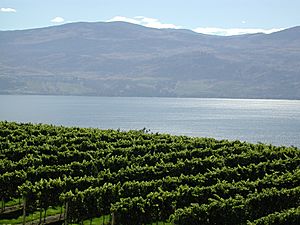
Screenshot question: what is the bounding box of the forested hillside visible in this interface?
[1,22,300,99]
[0,121,299,224]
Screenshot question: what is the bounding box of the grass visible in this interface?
[148,222,172,225]
[70,215,111,225]
[0,206,64,224]
[0,198,21,208]
[1,207,171,225]
[70,215,171,225]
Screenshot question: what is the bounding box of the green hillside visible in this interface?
[0,121,299,224]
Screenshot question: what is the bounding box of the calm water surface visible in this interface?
[0,95,299,147]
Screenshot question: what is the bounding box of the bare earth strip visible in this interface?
[15,214,64,225]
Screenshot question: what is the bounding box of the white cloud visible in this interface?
[107,16,181,29]
[193,27,284,36]
[107,16,283,36]
[51,17,65,23]
[0,7,16,13]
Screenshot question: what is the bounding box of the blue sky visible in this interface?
[1,0,299,35]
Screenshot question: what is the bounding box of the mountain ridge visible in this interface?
[0,22,300,99]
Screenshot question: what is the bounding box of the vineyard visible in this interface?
[0,121,299,225]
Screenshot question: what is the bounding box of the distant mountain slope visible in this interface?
[0,22,300,99]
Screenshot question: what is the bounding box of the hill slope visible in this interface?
[0,22,300,99]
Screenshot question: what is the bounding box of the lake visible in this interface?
[0,95,299,147]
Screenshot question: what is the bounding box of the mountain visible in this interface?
[0,22,300,99]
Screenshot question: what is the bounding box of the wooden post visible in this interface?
[1,197,4,212]
[22,196,26,225]
[39,203,43,224]
[59,205,63,220]
[64,201,69,225]
[111,212,115,225]
[43,208,47,223]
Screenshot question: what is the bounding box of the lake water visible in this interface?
[0,95,299,147]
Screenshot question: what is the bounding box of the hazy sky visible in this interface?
[1,0,299,35]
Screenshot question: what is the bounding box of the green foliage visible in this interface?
[0,121,299,224]
[247,206,300,225]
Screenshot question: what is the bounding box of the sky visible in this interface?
[0,0,300,35]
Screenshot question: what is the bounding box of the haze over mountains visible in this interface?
[0,22,300,99]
